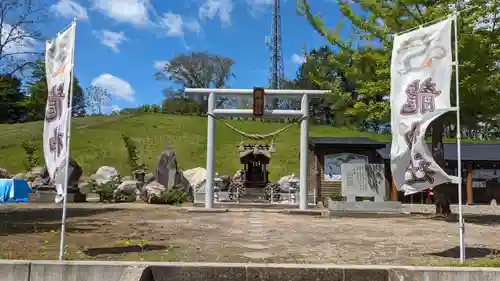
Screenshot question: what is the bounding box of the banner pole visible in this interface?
[453,14,465,263]
[58,19,77,261]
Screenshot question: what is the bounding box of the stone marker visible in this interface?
[341,163,386,202]
[156,144,178,191]
[328,163,402,214]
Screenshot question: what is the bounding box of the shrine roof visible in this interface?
[377,142,500,162]
[308,137,387,148]
[309,137,500,162]
[239,148,271,159]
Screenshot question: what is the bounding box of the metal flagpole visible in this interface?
[59,19,77,261]
[452,14,465,263]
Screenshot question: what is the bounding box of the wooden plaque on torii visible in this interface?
[253,87,265,117]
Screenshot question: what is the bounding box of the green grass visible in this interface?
[0,113,493,179]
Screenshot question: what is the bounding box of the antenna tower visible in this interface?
[267,0,284,90]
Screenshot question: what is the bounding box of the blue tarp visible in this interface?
[0,179,32,203]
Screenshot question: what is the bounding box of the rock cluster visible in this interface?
[80,146,195,204]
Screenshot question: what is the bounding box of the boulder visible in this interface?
[278,174,299,192]
[91,166,119,185]
[175,171,192,198]
[144,172,155,183]
[12,173,26,180]
[155,145,178,191]
[182,167,206,192]
[66,158,83,187]
[121,176,133,182]
[114,180,141,198]
[0,168,9,179]
[28,166,45,179]
[141,180,166,203]
[78,181,93,195]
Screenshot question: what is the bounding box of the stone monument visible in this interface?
[329,163,403,214]
[341,163,385,202]
[156,144,178,191]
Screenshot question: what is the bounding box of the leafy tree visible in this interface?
[0,74,26,123]
[85,85,110,115]
[162,97,202,115]
[71,77,86,116]
[297,0,500,215]
[24,60,47,121]
[121,133,140,172]
[289,46,358,125]
[0,0,47,75]
[155,52,236,111]
[21,140,39,171]
[24,60,85,121]
[137,104,161,113]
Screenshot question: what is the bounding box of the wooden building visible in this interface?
[308,137,500,204]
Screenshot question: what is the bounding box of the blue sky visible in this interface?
[41,0,342,112]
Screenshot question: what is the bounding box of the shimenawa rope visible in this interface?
[206,113,307,140]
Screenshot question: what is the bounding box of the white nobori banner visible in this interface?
[43,22,76,196]
[390,16,458,195]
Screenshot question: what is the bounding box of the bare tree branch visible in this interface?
[0,0,48,75]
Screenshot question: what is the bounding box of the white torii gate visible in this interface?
[185,88,328,210]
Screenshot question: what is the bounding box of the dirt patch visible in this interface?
[0,203,499,265]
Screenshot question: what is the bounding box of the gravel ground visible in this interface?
[0,203,498,265]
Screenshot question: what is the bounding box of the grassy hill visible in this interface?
[0,113,475,180]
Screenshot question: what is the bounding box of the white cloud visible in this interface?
[247,0,273,4]
[91,0,150,26]
[291,53,306,65]
[153,60,168,70]
[159,12,184,36]
[199,0,233,26]
[185,18,201,33]
[51,0,89,20]
[93,30,128,52]
[91,74,135,102]
[246,0,272,13]
[158,12,201,37]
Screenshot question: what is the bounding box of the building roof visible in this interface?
[309,137,500,162]
[309,137,387,148]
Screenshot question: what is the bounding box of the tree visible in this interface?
[85,85,110,115]
[24,59,85,120]
[289,46,358,125]
[155,52,236,111]
[297,0,500,215]
[24,60,48,121]
[0,74,26,123]
[162,97,202,115]
[0,0,47,75]
[71,77,86,116]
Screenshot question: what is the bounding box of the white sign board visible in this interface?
[471,169,500,180]
[324,153,368,181]
[341,163,386,202]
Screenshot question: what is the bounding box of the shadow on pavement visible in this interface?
[83,244,167,257]
[428,246,500,259]
[0,207,121,236]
